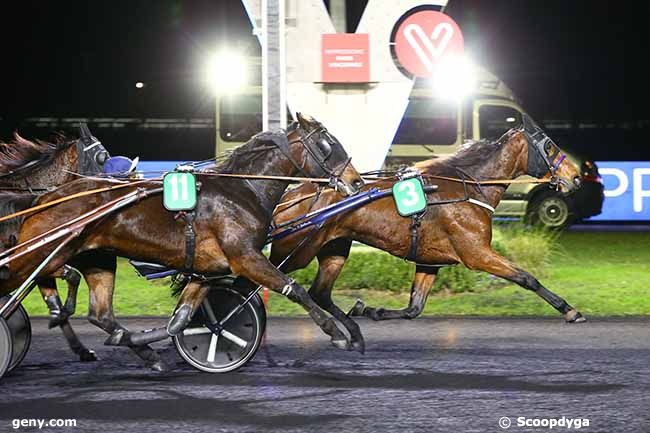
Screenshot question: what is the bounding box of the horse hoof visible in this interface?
[347,299,365,317]
[79,350,98,362]
[48,317,62,329]
[331,338,350,351]
[104,329,129,346]
[565,310,587,323]
[351,340,365,355]
[150,360,171,373]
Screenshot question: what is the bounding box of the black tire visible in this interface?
[6,304,31,372]
[173,280,266,373]
[0,318,12,380]
[526,192,575,230]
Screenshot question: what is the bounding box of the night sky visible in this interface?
[1,0,648,158]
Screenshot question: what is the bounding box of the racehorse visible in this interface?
[0,125,109,361]
[269,117,585,352]
[2,114,364,371]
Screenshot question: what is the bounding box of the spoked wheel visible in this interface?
[173,280,266,373]
[0,318,12,379]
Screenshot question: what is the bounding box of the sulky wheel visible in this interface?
[0,318,12,379]
[173,279,266,373]
[0,296,32,372]
[6,303,31,372]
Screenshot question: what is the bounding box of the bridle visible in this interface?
[76,137,109,176]
[285,123,354,191]
[520,115,568,189]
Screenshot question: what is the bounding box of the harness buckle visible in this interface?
[175,164,195,173]
[397,168,420,181]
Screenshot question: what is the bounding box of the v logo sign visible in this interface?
[403,22,454,73]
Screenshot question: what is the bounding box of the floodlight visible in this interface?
[432,55,476,100]
[204,50,247,95]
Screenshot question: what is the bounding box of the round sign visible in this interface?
[392,9,464,78]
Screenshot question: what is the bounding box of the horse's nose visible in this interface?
[573,176,582,189]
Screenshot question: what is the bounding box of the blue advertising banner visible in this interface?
[591,162,650,221]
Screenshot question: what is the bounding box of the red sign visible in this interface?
[393,10,464,78]
[321,33,370,83]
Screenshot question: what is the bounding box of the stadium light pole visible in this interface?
[204,51,247,154]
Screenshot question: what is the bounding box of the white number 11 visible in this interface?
[169,174,189,201]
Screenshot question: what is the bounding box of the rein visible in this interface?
[0,172,336,225]
[274,174,552,211]
[365,174,553,186]
[0,180,154,223]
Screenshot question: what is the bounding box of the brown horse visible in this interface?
[270,119,584,352]
[0,125,109,361]
[2,114,363,371]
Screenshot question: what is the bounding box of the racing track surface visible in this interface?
[0,317,648,433]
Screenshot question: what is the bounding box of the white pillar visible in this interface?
[262,0,286,131]
[330,0,347,33]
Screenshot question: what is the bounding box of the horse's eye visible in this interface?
[317,138,332,157]
[96,151,109,165]
[544,141,553,154]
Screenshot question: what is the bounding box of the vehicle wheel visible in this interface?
[5,303,31,372]
[0,318,12,379]
[173,281,266,373]
[527,193,575,229]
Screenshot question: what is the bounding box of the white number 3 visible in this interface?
[398,182,419,206]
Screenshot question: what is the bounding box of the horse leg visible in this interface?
[37,277,71,329]
[36,276,97,362]
[78,257,169,371]
[167,279,209,336]
[39,266,81,326]
[463,248,586,323]
[350,266,438,321]
[307,239,365,353]
[61,265,81,316]
[230,250,353,351]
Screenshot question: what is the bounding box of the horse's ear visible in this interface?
[296,112,315,130]
[79,123,92,142]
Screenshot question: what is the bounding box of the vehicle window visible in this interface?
[219,95,263,142]
[478,105,522,140]
[393,99,457,145]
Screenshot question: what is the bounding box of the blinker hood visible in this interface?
[76,123,110,175]
[522,115,560,178]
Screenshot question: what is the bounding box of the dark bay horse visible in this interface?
[0,125,109,190]
[270,119,584,352]
[2,114,364,371]
[0,125,109,361]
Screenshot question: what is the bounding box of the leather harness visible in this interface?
[174,211,196,271]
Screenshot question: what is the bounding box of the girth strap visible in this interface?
[406,212,425,262]
[174,211,196,271]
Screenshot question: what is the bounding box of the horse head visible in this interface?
[76,123,110,175]
[519,115,581,193]
[292,112,364,196]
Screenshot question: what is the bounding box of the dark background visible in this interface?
[0,0,648,160]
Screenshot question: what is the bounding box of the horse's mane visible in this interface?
[414,129,518,177]
[214,123,298,174]
[0,133,74,177]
